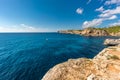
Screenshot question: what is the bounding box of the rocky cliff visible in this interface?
[110,32,120,36]
[42,42,120,80]
[58,28,109,36]
[58,26,120,36]
[79,29,109,36]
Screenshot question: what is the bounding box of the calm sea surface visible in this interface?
[0,33,119,80]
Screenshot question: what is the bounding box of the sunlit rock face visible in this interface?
[80,29,109,36]
[42,46,120,80]
[110,32,120,36]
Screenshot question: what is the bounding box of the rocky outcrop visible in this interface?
[58,29,109,36]
[104,38,120,46]
[92,46,120,80]
[79,29,109,36]
[42,58,95,80]
[42,46,120,80]
[110,32,120,36]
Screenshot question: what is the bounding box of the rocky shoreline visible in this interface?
[42,39,120,80]
[58,29,109,36]
[58,27,120,36]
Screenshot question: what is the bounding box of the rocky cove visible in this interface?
[42,39,120,80]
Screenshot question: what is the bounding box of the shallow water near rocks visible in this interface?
[0,33,119,80]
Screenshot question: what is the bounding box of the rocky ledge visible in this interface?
[42,41,120,80]
[104,38,120,46]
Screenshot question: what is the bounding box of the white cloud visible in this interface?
[95,6,104,12]
[82,18,104,28]
[82,0,120,28]
[76,8,83,14]
[99,6,120,17]
[87,0,91,4]
[105,0,120,5]
[82,15,118,28]
[0,24,52,32]
[108,15,117,20]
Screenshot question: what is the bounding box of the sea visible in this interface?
[0,33,119,80]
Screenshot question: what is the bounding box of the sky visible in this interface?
[0,0,120,32]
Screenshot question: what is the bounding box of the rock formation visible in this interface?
[110,32,120,36]
[58,28,109,36]
[104,38,120,46]
[42,58,95,80]
[58,26,120,36]
[79,29,109,36]
[42,40,120,80]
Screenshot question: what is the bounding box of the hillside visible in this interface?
[97,26,120,34]
[58,26,120,36]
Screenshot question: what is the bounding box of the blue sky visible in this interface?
[0,0,120,32]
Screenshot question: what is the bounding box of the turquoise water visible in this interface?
[0,33,118,80]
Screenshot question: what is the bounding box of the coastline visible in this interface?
[58,26,120,36]
[42,39,120,80]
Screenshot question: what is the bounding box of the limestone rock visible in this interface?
[42,58,95,80]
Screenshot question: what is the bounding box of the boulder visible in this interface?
[104,39,120,46]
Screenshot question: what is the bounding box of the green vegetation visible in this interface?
[102,26,120,33]
[107,55,119,60]
[65,25,120,34]
[87,26,120,34]
[110,55,119,60]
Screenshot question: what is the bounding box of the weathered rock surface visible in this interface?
[42,46,120,80]
[42,58,95,80]
[104,38,120,46]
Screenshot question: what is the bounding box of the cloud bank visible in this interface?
[82,0,120,28]
[82,19,103,28]
[105,0,120,5]
[95,6,104,12]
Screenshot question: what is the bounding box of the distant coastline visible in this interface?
[58,26,120,36]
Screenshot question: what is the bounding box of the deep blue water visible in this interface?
[0,33,119,80]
